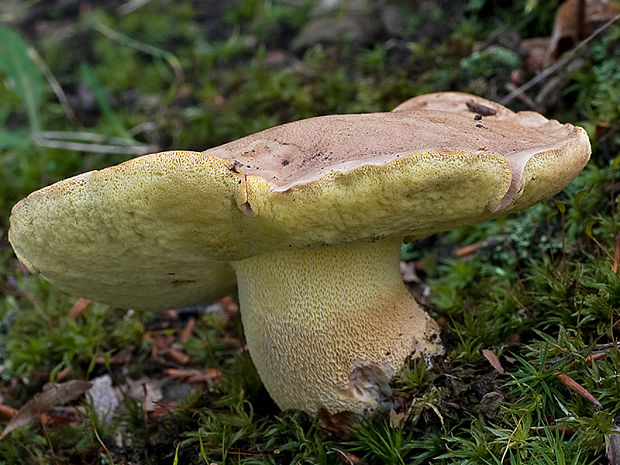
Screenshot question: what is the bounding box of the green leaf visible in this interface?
[0,129,29,150]
[573,188,590,209]
[0,26,43,131]
[584,219,597,238]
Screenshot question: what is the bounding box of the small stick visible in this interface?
[556,373,602,410]
[547,342,620,364]
[532,425,575,435]
[33,137,157,155]
[27,48,78,125]
[500,13,620,106]
[614,232,619,274]
[179,317,196,343]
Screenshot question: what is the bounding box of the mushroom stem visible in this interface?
[232,237,441,414]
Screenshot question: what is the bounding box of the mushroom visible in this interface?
[8,92,590,415]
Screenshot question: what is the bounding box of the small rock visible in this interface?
[478,391,504,418]
[86,375,119,424]
[291,0,383,51]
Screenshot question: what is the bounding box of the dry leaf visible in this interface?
[68,298,91,319]
[522,37,552,71]
[0,380,91,440]
[546,0,620,65]
[556,373,602,410]
[0,404,17,421]
[389,409,406,428]
[216,295,239,313]
[180,317,196,343]
[482,349,505,374]
[166,347,191,365]
[317,408,356,439]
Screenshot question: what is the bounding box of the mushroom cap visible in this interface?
[9,93,590,310]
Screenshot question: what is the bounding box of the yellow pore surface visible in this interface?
[9,147,515,310]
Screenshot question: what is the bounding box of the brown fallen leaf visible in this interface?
[0,380,91,440]
[521,37,552,71]
[556,373,602,410]
[317,408,357,440]
[166,347,191,365]
[68,298,92,319]
[455,237,504,258]
[482,349,505,374]
[39,406,85,428]
[55,366,73,382]
[596,121,611,138]
[180,317,196,343]
[546,0,620,65]
[217,295,239,313]
[389,408,406,428]
[0,404,18,421]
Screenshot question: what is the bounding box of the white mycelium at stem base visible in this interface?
[232,237,441,414]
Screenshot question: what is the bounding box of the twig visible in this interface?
[556,373,602,410]
[14,279,53,329]
[33,136,157,155]
[92,423,115,464]
[532,425,575,436]
[94,21,184,82]
[590,234,616,263]
[546,342,620,364]
[500,13,620,106]
[455,236,503,258]
[27,48,78,125]
[614,232,619,274]
[498,282,530,315]
[35,130,146,145]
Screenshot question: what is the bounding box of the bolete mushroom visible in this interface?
[8,92,590,415]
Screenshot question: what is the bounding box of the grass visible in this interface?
[0,0,619,463]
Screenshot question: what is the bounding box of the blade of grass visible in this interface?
[0,26,42,132]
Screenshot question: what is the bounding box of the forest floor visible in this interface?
[0,0,619,464]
